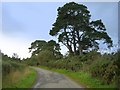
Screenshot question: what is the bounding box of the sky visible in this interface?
[0,2,118,59]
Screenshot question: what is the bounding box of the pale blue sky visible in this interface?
[1,2,118,58]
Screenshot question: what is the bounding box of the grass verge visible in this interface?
[38,66,115,88]
[3,67,37,88]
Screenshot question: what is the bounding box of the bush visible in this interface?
[27,56,38,66]
[2,53,26,77]
[115,51,120,89]
[2,61,12,75]
[36,50,56,65]
[2,60,25,76]
[90,56,116,84]
[45,56,82,72]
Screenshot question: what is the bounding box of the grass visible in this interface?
[2,67,37,88]
[38,66,116,88]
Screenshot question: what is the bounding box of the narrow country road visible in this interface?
[32,67,84,88]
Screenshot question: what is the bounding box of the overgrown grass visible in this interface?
[2,67,37,88]
[38,66,116,88]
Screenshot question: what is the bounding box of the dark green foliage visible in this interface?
[49,2,113,56]
[25,55,38,66]
[41,51,100,72]
[27,39,63,66]
[29,40,62,58]
[26,50,57,66]
[36,50,56,65]
[29,40,47,56]
[47,56,82,71]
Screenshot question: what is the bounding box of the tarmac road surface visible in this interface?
[32,67,84,88]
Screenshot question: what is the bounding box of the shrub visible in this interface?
[90,56,116,84]
[2,61,12,75]
[36,50,56,65]
[2,60,25,76]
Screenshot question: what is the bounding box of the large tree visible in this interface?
[49,2,112,55]
[29,40,62,58]
[29,40,47,56]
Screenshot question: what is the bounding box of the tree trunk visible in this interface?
[72,30,77,55]
[79,45,83,55]
[64,27,74,55]
[67,45,73,55]
[76,30,83,55]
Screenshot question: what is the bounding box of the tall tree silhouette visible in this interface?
[50,2,112,55]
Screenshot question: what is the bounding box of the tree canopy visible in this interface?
[49,2,113,55]
[29,40,62,59]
